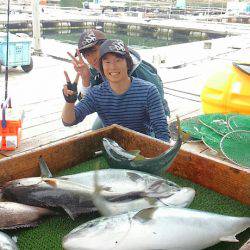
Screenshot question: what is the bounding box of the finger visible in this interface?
[72,61,78,69]
[76,49,84,63]
[63,87,75,96]
[63,85,69,96]
[73,73,80,84]
[64,71,71,83]
[67,51,79,64]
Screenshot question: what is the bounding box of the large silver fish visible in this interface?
[0,231,18,250]
[2,177,142,220]
[63,207,250,250]
[91,169,195,216]
[0,202,55,230]
[58,169,186,198]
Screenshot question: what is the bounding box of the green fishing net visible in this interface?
[220,131,250,168]
[201,126,222,153]
[180,116,203,140]
[175,114,250,167]
[198,114,233,135]
[228,115,250,131]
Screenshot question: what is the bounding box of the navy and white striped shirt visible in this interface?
[74,77,170,142]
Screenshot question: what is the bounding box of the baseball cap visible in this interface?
[99,39,129,58]
[78,30,106,51]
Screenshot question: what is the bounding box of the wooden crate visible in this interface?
[0,124,249,205]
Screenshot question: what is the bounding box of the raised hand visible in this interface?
[67,50,91,87]
[62,71,79,103]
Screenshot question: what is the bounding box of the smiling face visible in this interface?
[101,53,129,85]
[82,44,101,70]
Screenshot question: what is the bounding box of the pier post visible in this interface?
[32,0,42,55]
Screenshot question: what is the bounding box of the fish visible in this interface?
[58,168,184,198]
[92,170,195,216]
[2,176,167,220]
[0,231,18,250]
[102,117,189,175]
[1,177,112,219]
[62,206,250,250]
[2,166,195,219]
[0,201,55,230]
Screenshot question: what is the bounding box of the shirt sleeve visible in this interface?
[73,89,97,124]
[146,85,170,142]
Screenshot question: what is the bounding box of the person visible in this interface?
[62,39,170,142]
[67,29,170,130]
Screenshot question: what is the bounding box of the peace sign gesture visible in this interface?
[67,49,91,86]
[62,71,79,103]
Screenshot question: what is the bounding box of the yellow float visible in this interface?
[201,62,250,114]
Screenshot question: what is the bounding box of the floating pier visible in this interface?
[1,8,250,39]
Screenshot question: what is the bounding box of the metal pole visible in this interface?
[32,0,42,55]
[4,0,10,101]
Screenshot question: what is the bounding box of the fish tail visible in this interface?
[176,116,190,142]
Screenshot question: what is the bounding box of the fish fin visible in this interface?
[43,178,57,187]
[145,180,166,196]
[144,197,158,205]
[176,116,190,142]
[128,150,141,156]
[102,186,112,192]
[220,235,239,242]
[181,131,190,143]
[133,207,158,223]
[39,156,53,178]
[133,154,146,161]
[126,172,144,182]
[93,168,114,216]
[1,221,39,230]
[58,177,69,180]
[11,236,18,243]
[93,167,102,194]
[61,205,77,220]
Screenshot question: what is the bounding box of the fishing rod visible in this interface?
[5,0,10,101]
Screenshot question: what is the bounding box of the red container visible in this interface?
[0,98,22,151]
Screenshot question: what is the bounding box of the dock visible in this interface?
[1,7,250,37]
[0,33,250,161]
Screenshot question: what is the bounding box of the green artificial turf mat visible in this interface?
[7,156,250,250]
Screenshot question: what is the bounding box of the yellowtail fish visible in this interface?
[63,207,250,250]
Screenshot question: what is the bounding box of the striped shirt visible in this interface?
[73,77,170,142]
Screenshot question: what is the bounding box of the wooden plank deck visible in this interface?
[0,39,249,176]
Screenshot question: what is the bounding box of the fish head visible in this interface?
[0,232,18,250]
[103,138,119,148]
[63,214,131,250]
[2,177,43,200]
[146,178,181,197]
[3,177,42,188]
[159,187,195,208]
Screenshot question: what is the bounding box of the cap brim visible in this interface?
[78,41,98,51]
[101,51,127,58]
